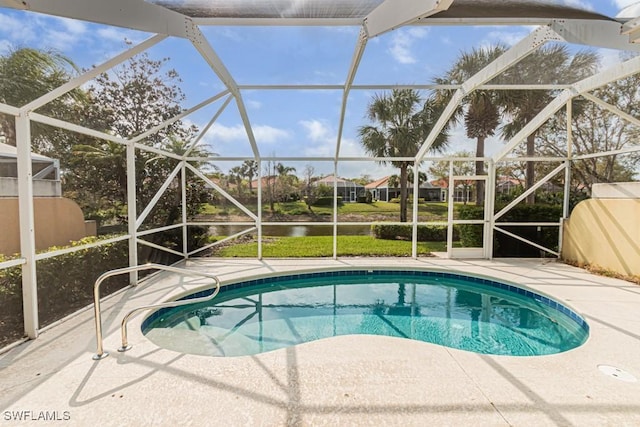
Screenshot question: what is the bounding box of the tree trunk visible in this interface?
[525,133,536,204]
[475,136,485,206]
[400,163,408,223]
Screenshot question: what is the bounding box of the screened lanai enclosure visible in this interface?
[1,0,640,347]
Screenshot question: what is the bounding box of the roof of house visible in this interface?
[314,175,363,187]
[0,142,55,163]
[367,176,443,190]
[365,176,389,189]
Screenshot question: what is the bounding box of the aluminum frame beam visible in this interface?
[0,0,193,37]
[416,26,563,162]
[622,16,640,43]
[186,27,260,159]
[130,90,229,144]
[363,0,453,38]
[184,95,233,157]
[15,113,38,338]
[335,27,367,160]
[494,226,559,257]
[185,162,258,221]
[22,35,168,113]
[135,162,182,230]
[552,19,640,51]
[494,163,566,221]
[581,93,640,128]
[494,54,640,162]
[28,113,184,161]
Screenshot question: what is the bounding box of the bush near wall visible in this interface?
[457,204,563,257]
[313,196,343,207]
[371,223,457,241]
[0,237,129,347]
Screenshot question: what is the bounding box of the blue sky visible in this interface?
[0,0,636,178]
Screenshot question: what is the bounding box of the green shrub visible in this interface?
[456,203,562,256]
[371,223,455,241]
[457,205,484,248]
[313,196,343,207]
[0,236,129,346]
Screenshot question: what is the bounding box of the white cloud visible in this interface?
[598,48,624,69]
[614,0,640,18]
[44,30,81,52]
[55,16,87,35]
[97,27,128,43]
[483,28,532,47]
[206,123,290,145]
[0,12,36,45]
[254,125,291,143]
[297,119,394,178]
[557,0,594,10]
[387,27,430,65]
[0,39,10,55]
[208,124,247,142]
[300,119,332,143]
[246,100,262,110]
[612,0,639,8]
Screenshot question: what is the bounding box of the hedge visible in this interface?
[313,196,343,207]
[457,204,563,257]
[371,223,457,241]
[0,237,129,347]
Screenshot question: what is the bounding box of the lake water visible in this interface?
[209,224,372,237]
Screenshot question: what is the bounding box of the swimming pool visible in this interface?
[142,269,589,357]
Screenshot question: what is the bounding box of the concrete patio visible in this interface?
[1,257,640,426]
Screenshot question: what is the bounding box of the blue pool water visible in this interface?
[142,270,589,357]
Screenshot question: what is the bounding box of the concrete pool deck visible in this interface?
[1,257,640,426]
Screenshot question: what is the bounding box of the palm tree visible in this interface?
[359,89,448,222]
[436,45,507,206]
[240,160,258,192]
[228,165,245,197]
[0,47,81,147]
[275,163,296,177]
[407,166,427,187]
[500,45,598,204]
[274,163,297,202]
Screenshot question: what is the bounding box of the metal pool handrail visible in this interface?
[93,263,220,360]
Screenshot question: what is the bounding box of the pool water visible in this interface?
[143,271,588,357]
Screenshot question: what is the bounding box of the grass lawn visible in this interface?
[213,235,447,257]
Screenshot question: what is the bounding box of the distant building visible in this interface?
[313,175,364,202]
[430,179,473,203]
[365,176,444,202]
[0,143,95,255]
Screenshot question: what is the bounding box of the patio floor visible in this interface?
[1,257,640,426]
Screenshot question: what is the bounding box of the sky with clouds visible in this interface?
[0,1,636,178]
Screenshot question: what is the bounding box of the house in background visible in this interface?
[366,176,444,202]
[313,175,364,202]
[0,143,95,255]
[430,178,474,203]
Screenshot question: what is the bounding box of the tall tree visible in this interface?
[535,76,640,193]
[240,160,258,192]
[436,45,507,206]
[69,51,203,229]
[501,45,598,203]
[359,89,448,222]
[0,47,84,156]
[228,166,244,197]
[301,164,317,212]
